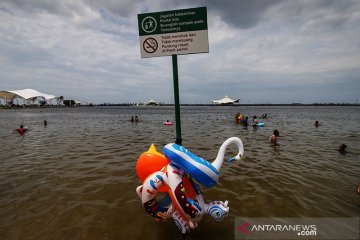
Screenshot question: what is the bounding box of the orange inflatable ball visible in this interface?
[136,144,170,182]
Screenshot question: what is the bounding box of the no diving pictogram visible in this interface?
[143,38,158,53]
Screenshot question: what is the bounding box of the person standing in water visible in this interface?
[270,129,280,143]
[252,116,258,127]
[15,125,26,134]
[241,116,249,127]
[338,144,347,154]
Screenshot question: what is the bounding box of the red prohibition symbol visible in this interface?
[143,37,158,53]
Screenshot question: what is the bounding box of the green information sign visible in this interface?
[137,7,209,145]
[138,7,207,36]
[138,7,208,58]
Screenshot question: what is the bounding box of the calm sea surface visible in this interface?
[0,106,359,240]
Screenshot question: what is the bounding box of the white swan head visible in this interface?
[211,137,244,172]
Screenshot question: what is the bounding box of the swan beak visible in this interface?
[226,155,242,164]
[226,157,234,164]
[226,156,236,164]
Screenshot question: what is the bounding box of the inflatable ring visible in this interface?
[164,137,244,187]
[136,170,173,221]
[163,164,204,225]
[136,137,245,233]
[136,165,205,225]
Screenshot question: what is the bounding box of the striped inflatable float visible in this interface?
[164,137,244,188]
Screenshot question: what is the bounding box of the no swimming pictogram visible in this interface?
[143,37,158,53]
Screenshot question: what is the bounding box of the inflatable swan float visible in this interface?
[136,137,244,233]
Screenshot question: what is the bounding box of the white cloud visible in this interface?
[0,0,359,104]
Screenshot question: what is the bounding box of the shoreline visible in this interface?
[1,102,359,109]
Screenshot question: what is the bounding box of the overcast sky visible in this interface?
[1,0,359,104]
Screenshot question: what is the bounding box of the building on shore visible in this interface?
[137,99,159,106]
[0,88,60,107]
[211,95,240,105]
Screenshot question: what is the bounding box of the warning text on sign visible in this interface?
[138,7,208,58]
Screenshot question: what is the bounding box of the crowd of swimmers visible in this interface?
[235,113,268,128]
[235,113,358,193]
[235,113,349,151]
[12,114,359,195]
[130,116,173,125]
[17,114,358,194]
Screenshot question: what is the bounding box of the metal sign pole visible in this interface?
[172,54,182,145]
[138,7,208,146]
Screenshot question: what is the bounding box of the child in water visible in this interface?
[241,116,249,127]
[338,144,347,154]
[15,125,26,134]
[235,113,243,123]
[252,116,258,126]
[269,129,280,143]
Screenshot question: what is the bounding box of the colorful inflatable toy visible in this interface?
[136,137,244,233]
[136,144,169,183]
[136,144,170,192]
[164,120,173,126]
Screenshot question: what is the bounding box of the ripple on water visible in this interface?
[0,106,359,239]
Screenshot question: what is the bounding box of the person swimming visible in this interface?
[15,125,26,134]
[315,120,319,127]
[338,144,347,154]
[164,119,173,125]
[269,129,280,143]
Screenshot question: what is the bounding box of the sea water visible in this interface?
[0,106,359,239]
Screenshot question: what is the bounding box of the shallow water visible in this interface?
[0,106,359,239]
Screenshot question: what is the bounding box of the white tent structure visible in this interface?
[137,99,159,106]
[0,89,58,106]
[211,95,240,105]
[146,99,158,106]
